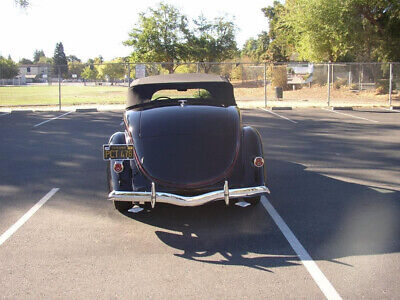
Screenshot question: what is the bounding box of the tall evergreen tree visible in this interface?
[53,42,68,75]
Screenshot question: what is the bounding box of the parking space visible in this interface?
[0,108,399,298]
[244,108,400,298]
[0,111,68,234]
[342,108,400,124]
[258,107,400,125]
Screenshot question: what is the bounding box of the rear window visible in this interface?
[151,89,212,100]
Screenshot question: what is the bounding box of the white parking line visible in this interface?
[0,188,59,246]
[321,108,379,123]
[261,196,342,300]
[0,112,10,117]
[260,108,298,124]
[33,111,73,127]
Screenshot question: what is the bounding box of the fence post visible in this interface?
[360,63,364,90]
[389,62,393,107]
[241,64,244,84]
[197,62,200,73]
[348,69,351,86]
[264,62,267,108]
[58,66,61,111]
[327,63,331,106]
[127,63,131,87]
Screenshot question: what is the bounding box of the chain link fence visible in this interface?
[0,62,398,109]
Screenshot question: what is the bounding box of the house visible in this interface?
[18,64,51,82]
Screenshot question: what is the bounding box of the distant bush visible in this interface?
[194,89,212,99]
[231,65,242,81]
[268,65,288,89]
[375,79,396,94]
[350,83,359,90]
[334,78,348,89]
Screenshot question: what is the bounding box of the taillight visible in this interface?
[253,157,264,167]
[113,161,124,173]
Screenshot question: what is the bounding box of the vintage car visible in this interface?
[104,73,269,211]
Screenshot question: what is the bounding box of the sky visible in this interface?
[0,0,272,62]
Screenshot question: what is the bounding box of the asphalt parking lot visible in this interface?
[0,107,399,299]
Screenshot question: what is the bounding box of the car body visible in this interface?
[104,73,269,211]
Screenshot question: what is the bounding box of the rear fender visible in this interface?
[107,132,132,191]
[242,126,266,186]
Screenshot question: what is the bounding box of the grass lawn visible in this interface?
[0,83,398,107]
[0,85,128,106]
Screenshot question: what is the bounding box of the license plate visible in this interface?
[103,144,134,160]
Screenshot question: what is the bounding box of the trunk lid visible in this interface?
[132,105,240,188]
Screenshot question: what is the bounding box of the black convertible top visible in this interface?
[127,73,236,108]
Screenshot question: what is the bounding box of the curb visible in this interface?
[271,107,292,111]
[11,110,33,114]
[390,106,400,110]
[331,107,354,111]
[75,108,98,112]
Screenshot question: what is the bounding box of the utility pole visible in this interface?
[58,66,61,111]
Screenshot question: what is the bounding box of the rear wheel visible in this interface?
[107,163,133,212]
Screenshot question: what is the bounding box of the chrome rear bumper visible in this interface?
[108,181,269,207]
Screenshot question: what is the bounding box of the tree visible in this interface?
[97,58,126,83]
[0,56,19,79]
[242,32,270,61]
[187,15,238,71]
[19,58,33,65]
[262,1,294,62]
[351,0,400,61]
[279,0,400,62]
[33,50,45,63]
[67,55,81,63]
[68,61,85,78]
[38,56,53,64]
[53,42,68,75]
[124,3,189,73]
[282,0,358,62]
[81,66,98,82]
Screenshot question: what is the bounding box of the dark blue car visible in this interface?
[104,73,269,211]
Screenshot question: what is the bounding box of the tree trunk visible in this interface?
[162,62,175,74]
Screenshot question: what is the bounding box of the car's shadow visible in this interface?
[121,159,400,271]
[122,193,300,272]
